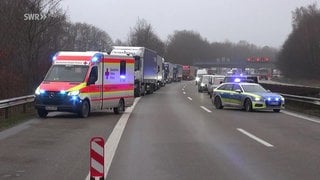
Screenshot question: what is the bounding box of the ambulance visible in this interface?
[34,51,135,118]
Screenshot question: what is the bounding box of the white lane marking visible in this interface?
[237,128,274,147]
[85,97,141,180]
[282,110,320,124]
[200,106,212,113]
[187,97,193,101]
[183,92,186,94]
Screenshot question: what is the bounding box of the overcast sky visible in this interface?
[60,0,317,48]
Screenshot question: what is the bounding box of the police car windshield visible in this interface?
[241,84,268,93]
[44,65,89,82]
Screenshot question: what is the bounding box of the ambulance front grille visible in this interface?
[41,91,66,105]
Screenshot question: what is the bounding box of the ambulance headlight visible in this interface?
[60,90,66,95]
[68,90,80,96]
[195,77,200,82]
[35,88,45,95]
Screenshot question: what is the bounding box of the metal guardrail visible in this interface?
[0,93,319,119]
[0,95,35,119]
[281,93,320,106]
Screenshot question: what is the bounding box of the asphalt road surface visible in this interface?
[1,81,320,180]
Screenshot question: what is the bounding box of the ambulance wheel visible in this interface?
[37,109,48,118]
[114,99,125,114]
[79,100,90,118]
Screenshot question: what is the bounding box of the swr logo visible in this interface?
[24,13,47,21]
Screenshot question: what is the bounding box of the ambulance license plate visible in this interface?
[45,106,57,111]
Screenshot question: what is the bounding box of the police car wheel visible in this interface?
[114,99,125,114]
[79,100,90,118]
[214,97,223,109]
[37,109,48,118]
[244,99,253,112]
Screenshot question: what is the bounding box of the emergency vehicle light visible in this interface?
[120,75,126,79]
[234,78,241,82]
[52,53,58,62]
[91,53,103,63]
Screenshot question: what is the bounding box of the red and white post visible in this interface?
[90,137,104,180]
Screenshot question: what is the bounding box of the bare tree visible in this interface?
[128,19,165,56]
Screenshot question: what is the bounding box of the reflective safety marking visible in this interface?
[92,141,103,156]
[91,158,104,174]
[237,128,274,147]
[200,106,212,113]
[187,97,192,101]
[90,137,105,179]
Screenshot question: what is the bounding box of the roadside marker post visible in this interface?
[90,137,105,180]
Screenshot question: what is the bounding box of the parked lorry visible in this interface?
[173,64,183,82]
[164,62,173,83]
[34,51,135,118]
[111,46,158,96]
[156,55,165,88]
[182,65,197,80]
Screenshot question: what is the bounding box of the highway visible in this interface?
[1,81,320,180]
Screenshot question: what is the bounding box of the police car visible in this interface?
[212,81,285,112]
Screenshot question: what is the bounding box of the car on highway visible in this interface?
[208,75,225,98]
[212,82,285,112]
[198,74,212,92]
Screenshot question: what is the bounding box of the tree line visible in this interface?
[0,0,317,99]
[277,3,320,79]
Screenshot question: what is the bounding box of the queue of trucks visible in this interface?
[35,46,196,118]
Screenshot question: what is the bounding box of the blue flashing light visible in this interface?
[275,97,279,101]
[60,90,66,95]
[91,53,103,63]
[234,78,241,82]
[267,97,271,101]
[71,96,78,101]
[120,75,126,79]
[52,53,58,62]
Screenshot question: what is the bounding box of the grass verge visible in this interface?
[0,111,36,131]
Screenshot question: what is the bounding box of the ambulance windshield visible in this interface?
[44,65,89,82]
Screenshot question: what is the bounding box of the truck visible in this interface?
[164,62,173,83]
[173,64,183,82]
[111,46,158,96]
[182,65,197,80]
[156,55,165,88]
[34,51,135,118]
